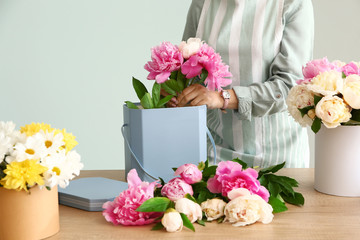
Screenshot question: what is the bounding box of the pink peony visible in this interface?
[102,169,160,226]
[297,57,338,84]
[174,163,202,184]
[161,178,193,201]
[342,62,360,76]
[144,42,184,84]
[181,43,232,91]
[207,161,270,202]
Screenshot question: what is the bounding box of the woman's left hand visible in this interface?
[177,84,224,109]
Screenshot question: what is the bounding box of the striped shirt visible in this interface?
[183,0,314,168]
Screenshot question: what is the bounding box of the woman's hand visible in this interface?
[177,84,224,109]
[161,88,178,107]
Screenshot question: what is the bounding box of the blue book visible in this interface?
[58,177,128,211]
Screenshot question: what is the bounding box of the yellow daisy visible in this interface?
[54,129,78,152]
[0,159,48,191]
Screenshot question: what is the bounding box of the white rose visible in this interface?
[178,38,203,59]
[175,198,202,223]
[286,85,314,127]
[161,209,183,233]
[224,193,273,227]
[342,74,360,109]
[201,198,227,221]
[315,95,352,128]
[308,70,343,96]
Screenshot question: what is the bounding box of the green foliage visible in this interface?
[126,77,174,109]
[350,109,360,123]
[180,213,195,232]
[298,106,314,118]
[136,197,171,212]
[151,222,164,231]
[311,117,322,133]
[258,161,304,213]
[231,158,248,169]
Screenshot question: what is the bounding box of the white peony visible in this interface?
[315,95,352,128]
[286,84,314,127]
[307,70,343,96]
[178,38,203,59]
[224,188,273,227]
[175,198,202,223]
[201,198,227,221]
[161,209,183,233]
[342,74,360,109]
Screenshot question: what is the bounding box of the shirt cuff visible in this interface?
[232,86,252,121]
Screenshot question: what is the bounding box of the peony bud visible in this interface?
[175,198,202,223]
[174,163,202,184]
[161,178,193,201]
[201,198,227,221]
[161,209,183,232]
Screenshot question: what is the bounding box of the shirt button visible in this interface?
[276,94,281,99]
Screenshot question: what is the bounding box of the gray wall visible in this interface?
[1,0,359,169]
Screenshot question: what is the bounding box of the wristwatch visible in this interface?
[221,90,230,110]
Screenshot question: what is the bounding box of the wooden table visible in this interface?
[48,169,360,240]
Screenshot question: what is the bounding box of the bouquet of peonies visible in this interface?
[102,159,304,232]
[286,57,360,133]
[0,121,84,192]
[126,38,232,109]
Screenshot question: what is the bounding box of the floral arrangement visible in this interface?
[0,121,84,192]
[287,57,360,133]
[102,159,303,232]
[125,38,232,109]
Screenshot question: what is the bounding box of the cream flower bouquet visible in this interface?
[286,58,360,133]
[0,121,84,192]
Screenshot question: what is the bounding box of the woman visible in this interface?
[176,0,314,168]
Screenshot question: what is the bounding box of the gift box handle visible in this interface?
[121,124,217,180]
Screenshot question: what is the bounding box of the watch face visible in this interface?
[222,91,231,99]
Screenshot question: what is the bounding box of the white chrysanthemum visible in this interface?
[0,121,25,161]
[307,70,343,96]
[36,130,65,156]
[12,134,47,162]
[42,150,83,188]
[286,85,314,127]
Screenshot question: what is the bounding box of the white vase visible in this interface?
[315,125,360,197]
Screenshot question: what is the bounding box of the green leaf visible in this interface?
[267,174,295,197]
[136,197,171,212]
[258,175,268,187]
[164,79,182,94]
[281,192,305,206]
[268,195,288,213]
[170,71,178,80]
[196,219,206,226]
[132,77,148,100]
[342,72,347,79]
[176,71,185,92]
[140,92,154,109]
[192,181,207,193]
[160,83,177,96]
[196,189,216,204]
[217,216,225,223]
[157,95,174,108]
[314,95,322,106]
[172,167,177,172]
[125,101,139,109]
[298,106,314,118]
[258,162,285,178]
[202,165,217,178]
[231,158,248,169]
[268,182,281,197]
[185,193,197,203]
[180,213,195,232]
[311,117,322,133]
[152,82,161,107]
[199,69,208,84]
[151,222,164,231]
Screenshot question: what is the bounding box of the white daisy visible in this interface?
[0,121,24,162]
[0,132,11,162]
[36,130,65,156]
[12,134,47,162]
